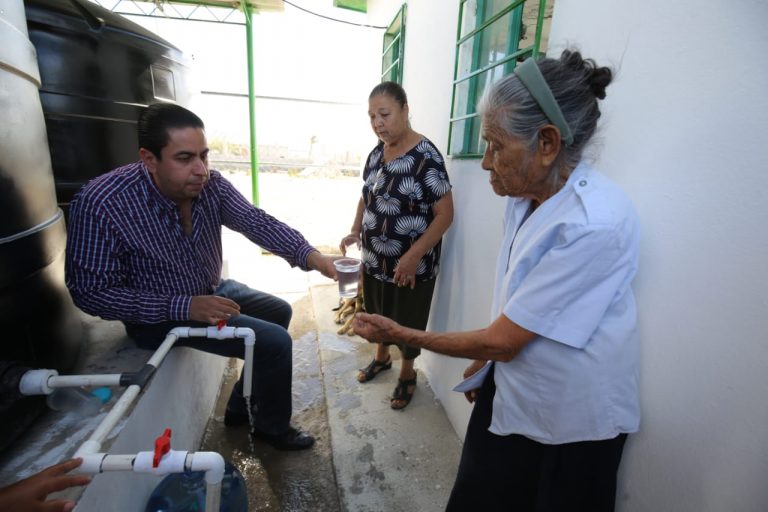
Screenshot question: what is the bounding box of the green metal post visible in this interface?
[244,5,259,206]
[533,0,548,56]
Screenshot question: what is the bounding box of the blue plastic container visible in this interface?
[144,462,247,512]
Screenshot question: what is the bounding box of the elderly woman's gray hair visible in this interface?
[479,50,612,172]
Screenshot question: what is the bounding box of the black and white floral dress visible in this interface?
[361,138,452,284]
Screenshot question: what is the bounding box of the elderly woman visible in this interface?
[354,50,640,511]
[341,81,453,410]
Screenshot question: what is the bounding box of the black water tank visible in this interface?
[0,0,83,452]
[25,0,194,208]
[0,0,193,452]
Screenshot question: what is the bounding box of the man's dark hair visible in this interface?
[138,103,205,160]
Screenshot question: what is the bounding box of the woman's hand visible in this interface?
[393,251,419,289]
[462,359,487,403]
[0,458,92,512]
[353,312,401,344]
[339,233,361,256]
[390,191,453,290]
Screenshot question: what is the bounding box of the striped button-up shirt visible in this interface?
[65,162,315,324]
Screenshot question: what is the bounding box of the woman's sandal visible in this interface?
[391,374,417,410]
[357,356,392,383]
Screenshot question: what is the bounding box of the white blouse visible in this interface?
[490,162,641,444]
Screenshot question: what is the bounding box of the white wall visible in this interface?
[548,2,768,511]
[371,1,768,510]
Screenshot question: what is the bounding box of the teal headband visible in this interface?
[514,58,574,145]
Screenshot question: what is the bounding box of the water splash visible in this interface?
[244,396,258,452]
[245,396,255,429]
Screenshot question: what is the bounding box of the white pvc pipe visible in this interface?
[18,371,121,395]
[48,374,122,388]
[75,331,182,457]
[173,326,255,402]
[172,326,255,403]
[75,385,141,457]
[148,330,183,367]
[237,328,256,405]
[74,327,257,458]
[206,480,222,511]
[78,450,225,510]
[58,325,255,510]
[189,451,225,511]
[99,454,134,472]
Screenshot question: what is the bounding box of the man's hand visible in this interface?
[462,359,487,404]
[307,251,339,280]
[189,296,240,325]
[0,458,91,512]
[352,312,402,344]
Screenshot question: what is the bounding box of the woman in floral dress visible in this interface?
[340,82,454,409]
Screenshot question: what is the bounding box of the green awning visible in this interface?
[334,0,366,14]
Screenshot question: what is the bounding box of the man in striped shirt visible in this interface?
[65,104,338,450]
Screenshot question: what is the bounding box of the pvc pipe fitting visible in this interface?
[75,453,106,474]
[205,325,235,340]
[75,440,103,458]
[18,369,58,395]
[169,326,190,338]
[188,451,226,484]
[235,327,256,346]
[134,449,188,475]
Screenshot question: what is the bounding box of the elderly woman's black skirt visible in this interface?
[362,273,436,360]
[446,364,628,511]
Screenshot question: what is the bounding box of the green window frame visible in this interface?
[381,4,406,84]
[448,0,549,157]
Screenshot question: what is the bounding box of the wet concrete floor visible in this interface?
[199,293,342,511]
[198,283,463,512]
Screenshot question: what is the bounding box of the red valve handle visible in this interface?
[153,428,172,468]
[217,319,226,330]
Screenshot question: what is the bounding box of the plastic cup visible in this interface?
[333,258,361,298]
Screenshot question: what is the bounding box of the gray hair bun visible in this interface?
[560,49,613,100]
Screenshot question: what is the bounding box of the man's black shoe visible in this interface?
[250,426,315,451]
[224,408,249,427]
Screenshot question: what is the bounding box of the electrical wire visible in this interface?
[282,0,387,29]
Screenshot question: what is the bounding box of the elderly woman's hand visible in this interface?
[353,312,401,344]
[393,251,419,289]
[462,359,488,404]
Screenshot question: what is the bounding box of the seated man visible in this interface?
[65,103,337,450]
